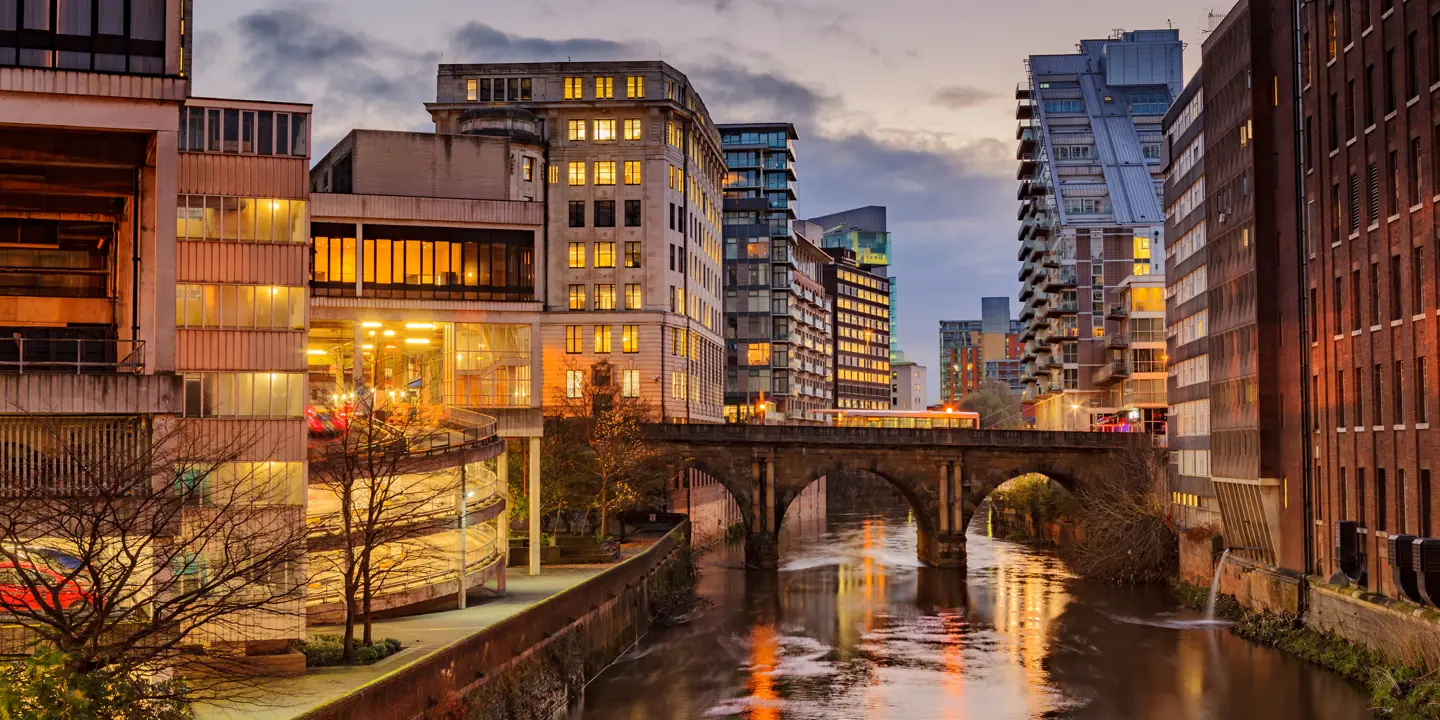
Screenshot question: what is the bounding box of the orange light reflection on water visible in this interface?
[749,623,780,720]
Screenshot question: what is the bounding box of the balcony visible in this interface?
[1105,333,1130,349]
[1018,285,1035,303]
[1044,267,1078,289]
[1017,242,1032,262]
[1131,359,1168,374]
[1016,99,1034,120]
[1044,299,1079,317]
[1018,261,1035,281]
[0,337,145,375]
[1032,217,1052,238]
[1017,129,1036,159]
[1016,158,1037,180]
[1092,360,1129,386]
[1106,303,1129,320]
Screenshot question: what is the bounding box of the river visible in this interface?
[577,508,1375,719]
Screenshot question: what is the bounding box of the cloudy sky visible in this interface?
[195,0,1210,402]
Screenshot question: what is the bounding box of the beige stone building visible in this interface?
[427,62,727,424]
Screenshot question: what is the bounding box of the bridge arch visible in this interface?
[649,424,1141,572]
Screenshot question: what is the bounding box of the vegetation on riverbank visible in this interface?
[1173,580,1440,718]
[298,635,403,667]
[0,651,189,720]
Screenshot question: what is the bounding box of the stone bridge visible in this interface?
[644,424,1147,571]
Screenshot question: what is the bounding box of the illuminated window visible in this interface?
[568,242,585,268]
[522,157,535,182]
[594,161,616,185]
[624,119,643,141]
[594,119,616,141]
[596,76,614,99]
[625,283,642,310]
[566,325,582,353]
[566,369,584,398]
[568,162,586,186]
[595,242,616,268]
[626,75,644,99]
[548,164,559,184]
[624,160,642,185]
[623,325,639,353]
[747,342,772,365]
[595,284,616,310]
[568,285,585,310]
[176,284,306,330]
[625,241,642,267]
[622,369,640,397]
[182,372,305,418]
[564,77,583,100]
[594,325,612,353]
[466,79,477,101]
[567,120,586,141]
[1133,236,1151,260]
[671,370,687,399]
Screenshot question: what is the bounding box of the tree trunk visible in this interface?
[342,576,357,662]
[361,560,373,647]
[599,478,608,537]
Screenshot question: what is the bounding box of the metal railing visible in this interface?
[0,338,145,374]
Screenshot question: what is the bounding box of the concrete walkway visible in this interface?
[193,566,603,720]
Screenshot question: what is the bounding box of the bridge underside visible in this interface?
[648,425,1140,571]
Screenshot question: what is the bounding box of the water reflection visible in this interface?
[577,510,1374,719]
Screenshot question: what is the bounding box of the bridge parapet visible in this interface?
[644,423,1145,451]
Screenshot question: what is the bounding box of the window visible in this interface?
[1389,151,1400,216]
[624,161,642,185]
[1338,370,1347,426]
[177,196,308,244]
[1395,360,1406,424]
[1385,47,1396,113]
[595,242,615,268]
[623,325,639,353]
[595,284,615,310]
[1407,31,1419,100]
[1392,254,1404,320]
[566,369,584,398]
[594,119,616,142]
[1349,172,1360,233]
[1414,246,1425,313]
[596,76,614,100]
[626,75,645,99]
[671,371,687,399]
[175,285,305,330]
[1364,64,1375,127]
[182,372,304,419]
[568,162,586,186]
[594,200,616,228]
[594,161,616,186]
[567,119,586,141]
[621,369,641,398]
[568,285,585,310]
[1367,163,1380,224]
[1378,469,1388,531]
[624,119,643,141]
[569,201,586,228]
[1418,357,1430,424]
[1329,93,1340,150]
[625,201,643,228]
[467,79,478,101]
[1423,470,1433,537]
[566,325,582,353]
[622,283,643,310]
[1371,262,1381,326]
[594,325,612,354]
[625,240,642,267]
[1374,362,1384,425]
[523,157,535,182]
[1345,80,1356,140]
[564,77,583,100]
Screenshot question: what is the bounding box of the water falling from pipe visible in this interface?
[1206,549,1231,621]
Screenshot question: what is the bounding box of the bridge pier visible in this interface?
[746,531,780,570]
[917,528,966,571]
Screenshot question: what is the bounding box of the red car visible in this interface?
[0,562,89,612]
[306,405,350,438]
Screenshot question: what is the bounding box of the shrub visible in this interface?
[1069,444,1177,584]
[298,635,403,668]
[0,650,189,720]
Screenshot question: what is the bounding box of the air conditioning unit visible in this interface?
[1334,520,1366,584]
[1388,533,1422,604]
[1415,538,1440,607]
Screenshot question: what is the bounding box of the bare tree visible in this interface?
[307,388,472,661]
[0,414,308,702]
[960,380,1025,429]
[549,359,672,537]
[1069,442,1177,584]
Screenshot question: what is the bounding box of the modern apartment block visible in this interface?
[809,206,899,361]
[1161,72,1218,528]
[1301,0,1440,585]
[718,124,835,424]
[939,298,1025,404]
[427,62,727,424]
[1015,30,1182,432]
[822,248,891,410]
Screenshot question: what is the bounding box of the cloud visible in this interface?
[449,22,650,62]
[931,85,998,110]
[682,59,1017,395]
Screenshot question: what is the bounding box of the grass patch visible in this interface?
[1172,581,1440,719]
[297,634,403,668]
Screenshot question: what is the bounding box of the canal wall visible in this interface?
[668,469,743,548]
[294,520,694,720]
[1178,531,1302,613]
[1308,580,1440,669]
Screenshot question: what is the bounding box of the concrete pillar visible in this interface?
[938,462,950,533]
[496,445,508,597]
[752,457,762,531]
[528,437,541,576]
